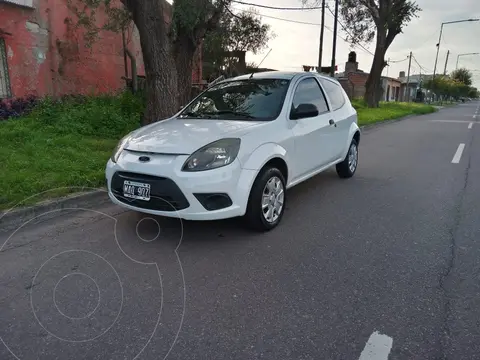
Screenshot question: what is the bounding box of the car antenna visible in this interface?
[249,48,272,79]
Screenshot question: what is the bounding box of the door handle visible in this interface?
[329,119,337,127]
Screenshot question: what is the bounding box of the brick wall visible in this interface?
[338,72,369,99]
[338,78,353,99]
[348,72,368,99]
[0,0,202,98]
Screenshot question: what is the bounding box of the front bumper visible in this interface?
[105,151,258,221]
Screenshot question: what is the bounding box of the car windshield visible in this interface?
[178,78,291,121]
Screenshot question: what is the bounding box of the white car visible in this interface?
[106,71,360,231]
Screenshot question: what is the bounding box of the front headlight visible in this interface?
[182,138,241,172]
[110,133,131,163]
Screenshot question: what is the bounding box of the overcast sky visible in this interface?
[232,0,480,88]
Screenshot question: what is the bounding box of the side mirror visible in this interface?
[291,103,319,120]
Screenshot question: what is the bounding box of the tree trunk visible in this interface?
[173,36,197,107]
[364,32,387,108]
[123,0,178,125]
[171,0,225,105]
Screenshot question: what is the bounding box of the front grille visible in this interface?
[111,171,190,211]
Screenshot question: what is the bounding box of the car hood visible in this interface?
[124,118,266,154]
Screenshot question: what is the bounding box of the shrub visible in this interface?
[0,95,39,120]
[26,92,144,138]
[0,91,146,209]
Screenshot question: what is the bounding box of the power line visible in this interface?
[389,57,408,63]
[226,5,243,20]
[412,55,433,73]
[231,1,322,10]
[230,2,476,81]
[412,29,441,51]
[325,4,374,56]
[231,6,374,57]
[233,7,324,26]
[412,55,425,71]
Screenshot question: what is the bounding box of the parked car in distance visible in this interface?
[106,71,360,231]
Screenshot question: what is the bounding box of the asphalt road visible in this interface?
[1,101,480,360]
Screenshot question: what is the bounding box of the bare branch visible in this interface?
[67,0,132,47]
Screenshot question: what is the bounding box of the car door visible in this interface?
[289,77,336,179]
[318,77,352,161]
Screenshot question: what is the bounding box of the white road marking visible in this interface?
[359,331,393,360]
[452,143,465,164]
[468,122,473,129]
[429,120,472,123]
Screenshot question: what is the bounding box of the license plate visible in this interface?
[123,180,151,201]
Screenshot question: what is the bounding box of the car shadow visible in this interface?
[118,168,341,245]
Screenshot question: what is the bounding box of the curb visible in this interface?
[359,108,439,132]
[0,189,110,233]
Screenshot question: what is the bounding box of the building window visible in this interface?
[1,0,34,8]
[0,38,12,98]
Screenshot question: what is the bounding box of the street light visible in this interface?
[456,52,480,69]
[433,18,480,79]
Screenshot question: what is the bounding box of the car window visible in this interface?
[179,78,291,121]
[291,77,329,115]
[319,78,346,111]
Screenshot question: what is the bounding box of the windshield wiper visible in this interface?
[179,111,212,118]
[204,110,256,119]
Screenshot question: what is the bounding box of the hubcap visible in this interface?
[262,176,284,223]
[348,143,358,173]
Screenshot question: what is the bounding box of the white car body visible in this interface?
[106,71,360,225]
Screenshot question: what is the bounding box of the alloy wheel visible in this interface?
[261,176,284,223]
[348,143,358,173]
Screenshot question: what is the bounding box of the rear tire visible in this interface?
[244,166,286,231]
[336,138,358,178]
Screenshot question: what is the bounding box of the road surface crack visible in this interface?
[439,132,474,360]
[0,238,43,254]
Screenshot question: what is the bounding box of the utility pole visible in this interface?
[405,51,412,102]
[443,50,450,75]
[433,24,443,80]
[330,0,339,77]
[418,66,422,102]
[317,0,326,72]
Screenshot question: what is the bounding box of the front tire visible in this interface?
[336,138,358,178]
[244,167,286,231]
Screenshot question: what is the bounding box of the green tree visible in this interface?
[424,75,471,100]
[68,0,230,125]
[450,68,473,87]
[304,0,421,107]
[468,86,479,98]
[341,0,421,107]
[203,9,273,81]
